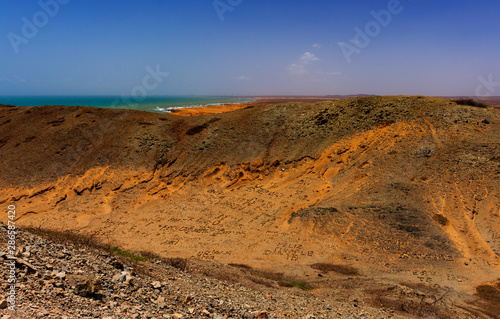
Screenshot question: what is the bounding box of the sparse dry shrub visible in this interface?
[367,288,450,318]
[452,98,488,108]
[471,284,500,317]
[138,250,161,260]
[22,227,106,250]
[251,270,314,290]
[249,276,275,288]
[432,213,449,226]
[228,263,253,270]
[310,263,359,276]
[164,257,189,271]
[476,285,500,303]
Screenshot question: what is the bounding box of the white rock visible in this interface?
[152,281,162,289]
[157,296,166,308]
[201,309,211,316]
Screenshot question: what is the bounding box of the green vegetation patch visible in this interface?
[109,247,148,262]
[251,270,314,290]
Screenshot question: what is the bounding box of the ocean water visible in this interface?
[0,96,256,113]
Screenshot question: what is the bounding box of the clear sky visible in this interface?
[1,0,499,96]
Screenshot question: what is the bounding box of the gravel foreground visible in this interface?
[0,223,409,319]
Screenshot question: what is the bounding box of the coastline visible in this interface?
[168,96,348,116]
[2,95,498,116]
[0,96,257,114]
[168,102,255,116]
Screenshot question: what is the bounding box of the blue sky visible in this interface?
[0,0,499,96]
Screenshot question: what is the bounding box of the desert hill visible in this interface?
[1,96,500,316]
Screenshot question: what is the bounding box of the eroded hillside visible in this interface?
[1,96,499,298]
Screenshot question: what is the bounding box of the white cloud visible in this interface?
[288,52,320,75]
[299,52,320,64]
[312,43,322,49]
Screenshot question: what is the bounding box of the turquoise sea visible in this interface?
[0,96,256,113]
